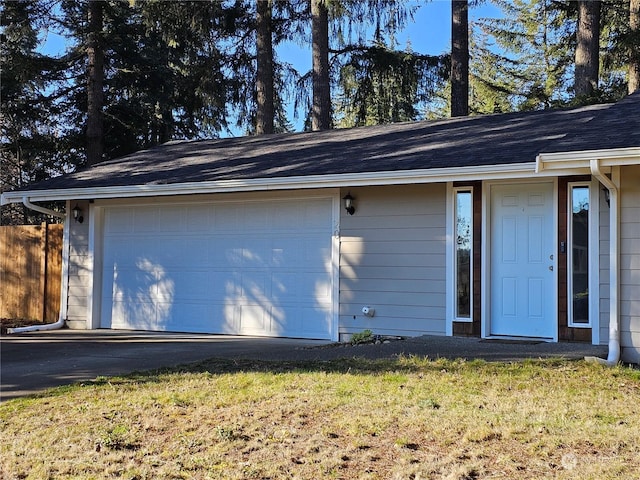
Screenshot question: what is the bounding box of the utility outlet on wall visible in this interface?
[362,306,375,317]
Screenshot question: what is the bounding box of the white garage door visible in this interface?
[100,197,335,339]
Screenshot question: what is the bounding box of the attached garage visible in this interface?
[97,195,338,340]
[4,93,640,362]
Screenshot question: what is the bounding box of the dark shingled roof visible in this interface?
[16,92,640,192]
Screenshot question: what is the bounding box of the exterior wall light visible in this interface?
[343,192,355,215]
[72,204,84,223]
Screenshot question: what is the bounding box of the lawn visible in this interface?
[1,357,639,479]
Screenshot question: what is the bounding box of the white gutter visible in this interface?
[21,196,66,219]
[7,198,68,333]
[1,163,544,204]
[589,160,620,365]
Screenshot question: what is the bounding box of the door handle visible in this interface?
[549,265,553,271]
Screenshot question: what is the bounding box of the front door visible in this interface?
[490,182,556,338]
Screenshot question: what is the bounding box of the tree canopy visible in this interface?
[1,0,637,225]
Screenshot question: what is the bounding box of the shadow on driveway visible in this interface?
[1,329,608,401]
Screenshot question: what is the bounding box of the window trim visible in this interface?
[452,187,473,322]
[567,182,593,328]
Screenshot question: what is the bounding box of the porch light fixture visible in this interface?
[343,192,355,215]
[72,204,84,223]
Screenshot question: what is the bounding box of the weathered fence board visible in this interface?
[0,223,63,322]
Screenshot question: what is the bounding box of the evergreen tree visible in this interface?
[86,0,104,166]
[311,0,331,130]
[334,45,445,126]
[0,0,71,225]
[306,0,446,128]
[256,0,275,134]
[630,0,640,93]
[451,0,469,116]
[575,0,601,99]
[473,0,575,111]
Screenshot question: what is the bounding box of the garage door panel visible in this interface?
[110,300,157,330]
[238,305,269,334]
[133,207,160,233]
[242,239,270,267]
[101,197,334,339]
[239,271,271,301]
[163,206,188,232]
[185,205,211,232]
[270,238,303,267]
[162,302,208,333]
[300,308,332,336]
[105,208,133,233]
[213,205,243,231]
[171,270,209,301]
[271,272,300,301]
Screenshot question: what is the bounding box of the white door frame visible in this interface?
[481,179,558,341]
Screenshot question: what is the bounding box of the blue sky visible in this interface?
[37,1,503,133]
[278,1,503,72]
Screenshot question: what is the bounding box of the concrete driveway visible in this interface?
[1,330,608,402]
[1,330,328,401]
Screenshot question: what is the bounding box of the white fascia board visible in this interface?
[536,147,640,173]
[1,162,542,204]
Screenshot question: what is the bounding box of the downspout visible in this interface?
[589,160,621,365]
[7,197,68,334]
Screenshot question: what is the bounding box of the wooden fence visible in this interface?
[0,223,64,322]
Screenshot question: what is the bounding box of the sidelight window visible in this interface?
[454,189,473,320]
[568,184,590,326]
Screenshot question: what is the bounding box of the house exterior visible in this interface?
[2,93,639,362]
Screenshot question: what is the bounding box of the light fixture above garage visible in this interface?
[343,192,355,215]
[72,204,84,223]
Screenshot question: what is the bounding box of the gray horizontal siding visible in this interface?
[66,200,91,329]
[620,165,640,363]
[339,184,446,338]
[599,186,610,345]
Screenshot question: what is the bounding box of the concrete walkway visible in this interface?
[1,330,608,401]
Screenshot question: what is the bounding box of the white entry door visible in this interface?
[490,183,556,338]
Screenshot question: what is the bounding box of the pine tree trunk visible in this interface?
[630,0,640,94]
[256,0,274,134]
[574,0,600,98]
[311,0,330,131]
[86,0,104,166]
[451,0,469,117]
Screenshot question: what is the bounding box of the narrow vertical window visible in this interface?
[455,189,473,319]
[569,184,590,325]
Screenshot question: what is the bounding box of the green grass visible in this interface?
[2,357,640,479]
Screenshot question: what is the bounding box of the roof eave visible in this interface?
[536,146,640,174]
[2,162,544,204]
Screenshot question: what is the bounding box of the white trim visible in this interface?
[88,204,104,329]
[60,203,71,324]
[590,180,600,344]
[445,183,454,336]
[3,146,637,207]
[331,191,341,342]
[536,147,640,173]
[553,178,559,342]
[1,163,542,204]
[481,182,490,339]
[567,182,593,328]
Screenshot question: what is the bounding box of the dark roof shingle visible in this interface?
[16,92,640,192]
